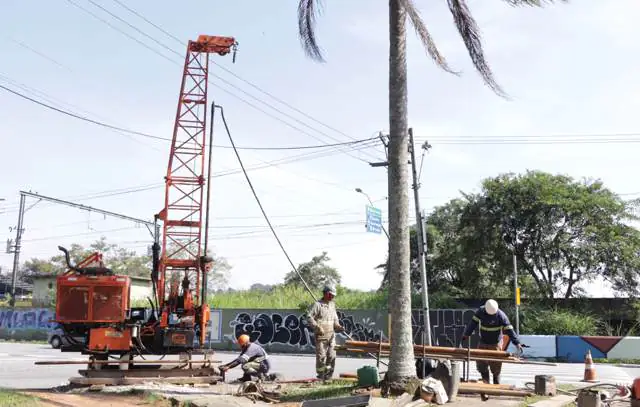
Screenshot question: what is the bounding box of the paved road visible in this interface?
[0,343,636,389]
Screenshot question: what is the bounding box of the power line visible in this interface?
[216,103,318,300]
[66,0,382,163]
[0,80,380,151]
[0,83,167,141]
[109,0,372,146]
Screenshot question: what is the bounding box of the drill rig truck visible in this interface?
[37,35,238,383]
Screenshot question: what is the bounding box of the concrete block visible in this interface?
[576,389,602,407]
[534,375,557,396]
[528,395,575,407]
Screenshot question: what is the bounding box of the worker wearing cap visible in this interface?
[307,284,344,380]
[462,299,523,387]
[219,334,270,382]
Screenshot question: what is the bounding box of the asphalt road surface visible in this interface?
[0,343,637,390]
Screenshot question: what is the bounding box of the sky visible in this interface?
[1,0,639,297]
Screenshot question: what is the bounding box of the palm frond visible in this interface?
[398,0,459,75]
[297,0,325,62]
[446,0,509,98]
[503,0,568,6]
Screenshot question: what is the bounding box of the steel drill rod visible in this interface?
[337,347,556,366]
[35,359,221,365]
[345,340,511,358]
[458,386,533,397]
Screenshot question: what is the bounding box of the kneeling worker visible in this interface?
[462,299,523,388]
[219,334,270,382]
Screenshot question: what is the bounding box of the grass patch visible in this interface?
[206,284,458,310]
[520,306,600,336]
[0,389,40,407]
[279,380,357,402]
[519,383,578,407]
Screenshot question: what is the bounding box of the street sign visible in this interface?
[365,205,383,234]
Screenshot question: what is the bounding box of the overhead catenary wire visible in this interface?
[66,0,382,163]
[109,0,373,146]
[215,103,317,301]
[216,103,387,366]
[0,79,380,151]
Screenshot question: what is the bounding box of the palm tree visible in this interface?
[297,0,564,389]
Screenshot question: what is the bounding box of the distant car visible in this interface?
[47,325,85,349]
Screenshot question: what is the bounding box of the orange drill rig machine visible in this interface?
[51,35,238,359]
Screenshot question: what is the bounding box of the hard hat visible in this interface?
[485,299,499,315]
[323,284,336,296]
[237,334,250,346]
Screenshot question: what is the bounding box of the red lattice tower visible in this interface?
[157,35,237,307]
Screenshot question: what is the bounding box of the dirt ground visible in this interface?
[18,388,531,407]
[23,391,170,407]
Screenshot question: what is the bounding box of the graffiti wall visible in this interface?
[411,309,480,347]
[219,309,388,353]
[0,308,55,330]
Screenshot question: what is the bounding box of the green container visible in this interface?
[357,365,380,387]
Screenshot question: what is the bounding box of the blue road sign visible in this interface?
[365,205,383,234]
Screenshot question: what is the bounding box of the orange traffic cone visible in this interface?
[582,349,598,383]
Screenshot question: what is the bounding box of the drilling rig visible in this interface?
[37,35,238,384]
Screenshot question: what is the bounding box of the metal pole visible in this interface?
[409,128,431,346]
[10,193,26,307]
[513,252,519,335]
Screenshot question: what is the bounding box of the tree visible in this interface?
[296,0,564,386]
[455,171,640,298]
[284,252,341,290]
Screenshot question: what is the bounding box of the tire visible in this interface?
[50,336,62,349]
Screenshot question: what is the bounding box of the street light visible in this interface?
[355,188,390,239]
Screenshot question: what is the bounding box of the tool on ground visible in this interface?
[37,34,238,384]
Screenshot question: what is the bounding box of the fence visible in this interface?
[1,307,639,362]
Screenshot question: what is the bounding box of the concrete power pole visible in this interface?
[409,128,432,346]
[10,193,26,307]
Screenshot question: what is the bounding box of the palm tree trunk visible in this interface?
[386,0,416,383]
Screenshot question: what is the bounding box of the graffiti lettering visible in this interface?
[336,311,385,342]
[0,308,55,330]
[228,311,386,349]
[411,309,479,348]
[229,312,314,349]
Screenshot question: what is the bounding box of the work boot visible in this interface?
[493,374,500,385]
[480,373,490,401]
[480,373,491,384]
[238,373,253,382]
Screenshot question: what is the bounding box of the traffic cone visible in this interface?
[582,349,598,383]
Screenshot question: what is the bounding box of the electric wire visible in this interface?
[0,78,380,151]
[68,0,382,163]
[108,0,376,146]
[215,103,318,301]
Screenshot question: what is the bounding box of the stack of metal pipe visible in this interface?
[340,340,556,367]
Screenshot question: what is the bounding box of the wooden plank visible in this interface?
[69,376,221,386]
[79,367,217,378]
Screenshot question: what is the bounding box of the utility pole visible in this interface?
[409,128,431,346]
[9,194,26,307]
